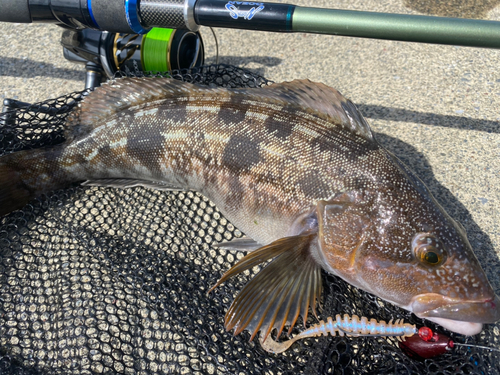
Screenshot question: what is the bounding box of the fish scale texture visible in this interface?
[0,65,498,375]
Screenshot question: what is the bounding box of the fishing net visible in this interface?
[0,64,498,375]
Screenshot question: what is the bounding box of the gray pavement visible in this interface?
[1,0,500,344]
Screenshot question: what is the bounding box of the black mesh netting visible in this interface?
[0,65,498,375]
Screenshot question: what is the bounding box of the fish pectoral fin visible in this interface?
[210,233,322,342]
[82,178,183,191]
[216,237,262,252]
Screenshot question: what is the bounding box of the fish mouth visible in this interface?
[410,293,500,336]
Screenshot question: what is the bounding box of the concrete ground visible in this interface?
[1,0,499,348]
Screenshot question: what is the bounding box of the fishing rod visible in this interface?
[2,0,500,89]
[1,0,500,48]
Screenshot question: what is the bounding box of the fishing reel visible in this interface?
[61,27,205,89]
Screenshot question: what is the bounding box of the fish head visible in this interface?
[314,189,500,336]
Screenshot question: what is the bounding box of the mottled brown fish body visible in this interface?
[0,77,498,340]
[1,78,377,244]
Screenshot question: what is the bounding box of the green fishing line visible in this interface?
[142,28,174,72]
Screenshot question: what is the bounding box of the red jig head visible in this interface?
[399,326,500,360]
[399,327,453,360]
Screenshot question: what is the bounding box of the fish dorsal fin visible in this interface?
[209,233,322,342]
[67,77,373,142]
[256,79,375,142]
[66,78,220,137]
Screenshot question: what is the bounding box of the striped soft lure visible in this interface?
[0,77,498,346]
[260,314,418,354]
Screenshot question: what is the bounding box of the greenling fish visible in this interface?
[0,78,498,341]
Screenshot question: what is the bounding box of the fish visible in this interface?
[0,77,498,341]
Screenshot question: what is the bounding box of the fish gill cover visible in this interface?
[0,65,498,375]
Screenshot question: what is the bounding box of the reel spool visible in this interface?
[111,28,204,75]
[62,28,204,88]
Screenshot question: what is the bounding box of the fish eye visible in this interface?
[423,250,439,264]
[412,233,447,267]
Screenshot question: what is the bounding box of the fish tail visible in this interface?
[0,161,33,215]
[0,148,71,216]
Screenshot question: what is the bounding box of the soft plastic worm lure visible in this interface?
[260,314,418,354]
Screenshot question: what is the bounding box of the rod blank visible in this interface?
[292,7,500,48]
